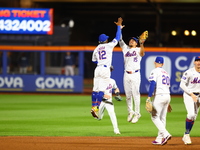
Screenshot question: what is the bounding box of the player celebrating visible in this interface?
[97,66,122,135]
[147,56,172,145]
[91,17,123,118]
[119,32,145,123]
[180,56,200,145]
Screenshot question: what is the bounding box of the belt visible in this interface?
[98,65,107,67]
[126,70,139,74]
[193,92,200,96]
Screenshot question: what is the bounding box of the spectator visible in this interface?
[0,51,11,73]
[19,52,29,74]
[63,52,75,76]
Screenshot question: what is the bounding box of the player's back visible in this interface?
[94,40,117,67]
[154,67,170,94]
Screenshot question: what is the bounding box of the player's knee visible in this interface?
[187,114,197,121]
[108,111,115,116]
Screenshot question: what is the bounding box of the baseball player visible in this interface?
[147,56,172,145]
[180,56,200,145]
[97,67,122,134]
[91,17,123,118]
[119,33,145,123]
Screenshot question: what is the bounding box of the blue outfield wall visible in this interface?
[0,75,83,93]
[0,46,199,94]
[111,51,198,95]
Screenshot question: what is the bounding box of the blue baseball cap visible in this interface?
[129,37,138,43]
[99,34,109,42]
[195,56,200,61]
[155,56,164,64]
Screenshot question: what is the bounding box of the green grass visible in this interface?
[0,94,199,137]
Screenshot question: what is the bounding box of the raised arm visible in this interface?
[139,43,145,57]
[114,17,123,41]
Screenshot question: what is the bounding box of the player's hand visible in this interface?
[104,94,111,99]
[191,93,197,102]
[114,17,123,26]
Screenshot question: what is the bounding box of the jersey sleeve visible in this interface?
[114,26,121,41]
[148,80,156,97]
[108,38,118,47]
[180,70,192,94]
[180,70,190,84]
[148,69,157,82]
[119,39,127,50]
[111,79,118,90]
[92,48,98,62]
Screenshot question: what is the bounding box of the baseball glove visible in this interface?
[114,95,122,101]
[145,99,153,113]
[139,30,148,44]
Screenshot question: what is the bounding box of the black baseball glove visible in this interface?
[114,92,122,101]
[115,95,122,101]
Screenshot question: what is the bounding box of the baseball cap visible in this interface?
[99,34,109,42]
[155,56,164,64]
[129,37,138,43]
[194,56,200,61]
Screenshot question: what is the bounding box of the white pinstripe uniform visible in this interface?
[92,39,118,92]
[180,67,200,121]
[148,67,171,143]
[98,78,120,134]
[119,39,142,119]
[180,57,200,145]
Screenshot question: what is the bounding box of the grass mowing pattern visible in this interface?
[0,94,199,137]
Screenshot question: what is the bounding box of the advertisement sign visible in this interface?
[0,75,83,93]
[0,8,53,35]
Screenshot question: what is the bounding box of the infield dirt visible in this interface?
[0,136,199,150]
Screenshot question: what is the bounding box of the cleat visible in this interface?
[114,129,121,135]
[161,135,172,145]
[152,140,161,145]
[115,132,121,135]
[127,112,135,122]
[90,107,99,119]
[182,134,192,145]
[131,113,141,123]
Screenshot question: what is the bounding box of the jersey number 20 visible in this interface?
[162,75,170,85]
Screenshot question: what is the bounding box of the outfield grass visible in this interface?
[0,94,199,137]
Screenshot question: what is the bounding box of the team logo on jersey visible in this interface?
[125,51,136,57]
[191,77,200,84]
[106,84,112,90]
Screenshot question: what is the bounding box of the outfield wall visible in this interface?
[0,45,199,94]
